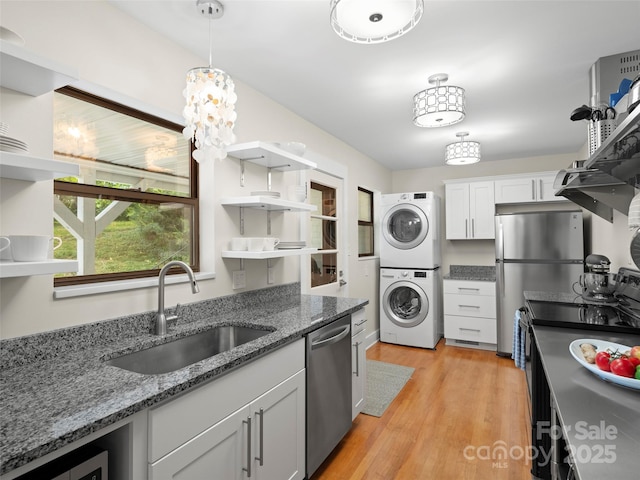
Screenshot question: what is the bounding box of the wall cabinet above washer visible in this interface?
[444,181,495,240]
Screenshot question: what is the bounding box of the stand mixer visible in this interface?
[577,254,619,303]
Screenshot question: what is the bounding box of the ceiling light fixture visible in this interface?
[413,73,465,128]
[445,132,481,165]
[330,0,424,44]
[182,0,237,163]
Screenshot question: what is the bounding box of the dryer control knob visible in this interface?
[401,271,409,277]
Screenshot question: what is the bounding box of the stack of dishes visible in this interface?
[277,241,307,250]
[0,123,28,153]
[251,190,280,198]
[0,135,28,153]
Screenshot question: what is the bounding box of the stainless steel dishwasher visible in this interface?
[306,314,352,478]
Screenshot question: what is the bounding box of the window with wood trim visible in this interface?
[52,87,198,286]
[357,187,374,257]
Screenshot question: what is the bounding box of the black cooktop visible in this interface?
[526,267,640,334]
[527,299,640,333]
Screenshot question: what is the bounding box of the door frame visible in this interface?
[300,151,348,296]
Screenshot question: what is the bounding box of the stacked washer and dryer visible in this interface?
[379,192,443,349]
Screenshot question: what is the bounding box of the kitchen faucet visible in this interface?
[155,261,199,335]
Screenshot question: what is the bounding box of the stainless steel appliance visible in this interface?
[521,267,640,480]
[306,315,352,478]
[495,211,585,355]
[20,445,107,479]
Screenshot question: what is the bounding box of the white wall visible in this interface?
[0,0,391,338]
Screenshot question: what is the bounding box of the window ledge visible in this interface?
[53,271,215,299]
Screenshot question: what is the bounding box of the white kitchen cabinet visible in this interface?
[150,370,305,480]
[494,171,566,204]
[444,279,497,351]
[351,309,367,420]
[0,152,79,278]
[149,339,305,480]
[444,181,495,240]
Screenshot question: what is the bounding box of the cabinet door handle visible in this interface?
[353,341,361,376]
[458,287,480,292]
[255,409,264,466]
[458,304,481,309]
[243,416,252,477]
[539,179,544,200]
[465,219,468,238]
[531,179,535,200]
[355,318,368,327]
[460,327,481,332]
[471,219,475,238]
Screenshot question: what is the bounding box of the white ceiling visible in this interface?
[109,0,640,171]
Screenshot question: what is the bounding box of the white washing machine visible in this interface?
[380,267,442,349]
[380,192,441,269]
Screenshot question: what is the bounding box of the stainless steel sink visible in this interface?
[105,325,272,374]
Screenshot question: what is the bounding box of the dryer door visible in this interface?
[382,280,429,328]
[382,204,429,250]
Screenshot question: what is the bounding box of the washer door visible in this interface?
[382,204,429,250]
[382,280,429,328]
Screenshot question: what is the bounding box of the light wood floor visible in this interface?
[312,339,531,480]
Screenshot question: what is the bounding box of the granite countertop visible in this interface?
[0,284,368,475]
[533,326,640,479]
[525,290,584,304]
[443,265,496,282]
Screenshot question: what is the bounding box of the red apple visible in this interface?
[630,346,640,361]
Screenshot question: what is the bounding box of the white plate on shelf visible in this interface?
[250,190,280,198]
[569,339,640,391]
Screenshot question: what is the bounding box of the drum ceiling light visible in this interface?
[413,73,465,128]
[445,132,481,166]
[182,0,237,163]
[330,0,424,44]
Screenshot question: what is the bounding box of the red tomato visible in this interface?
[610,357,636,378]
[595,351,611,371]
[629,356,640,368]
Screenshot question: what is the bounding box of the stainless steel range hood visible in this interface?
[556,96,640,222]
[554,168,636,222]
[555,50,640,222]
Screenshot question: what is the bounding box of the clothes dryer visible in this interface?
[380,267,442,349]
[380,192,441,269]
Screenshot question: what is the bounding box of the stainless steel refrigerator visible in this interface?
[495,211,584,355]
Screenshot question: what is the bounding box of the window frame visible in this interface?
[357,186,374,258]
[53,86,199,287]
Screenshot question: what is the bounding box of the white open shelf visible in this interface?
[0,259,78,278]
[220,196,317,212]
[0,151,79,182]
[227,141,317,171]
[0,39,78,96]
[221,248,318,259]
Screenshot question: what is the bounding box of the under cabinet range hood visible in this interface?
[556,95,640,222]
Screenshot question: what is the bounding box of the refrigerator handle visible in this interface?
[496,219,505,298]
[495,219,504,261]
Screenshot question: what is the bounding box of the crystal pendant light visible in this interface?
[413,73,465,127]
[445,132,481,165]
[330,0,424,44]
[182,0,237,162]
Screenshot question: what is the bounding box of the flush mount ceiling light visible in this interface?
[330,0,424,44]
[445,132,481,165]
[182,0,237,163]
[413,73,465,128]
